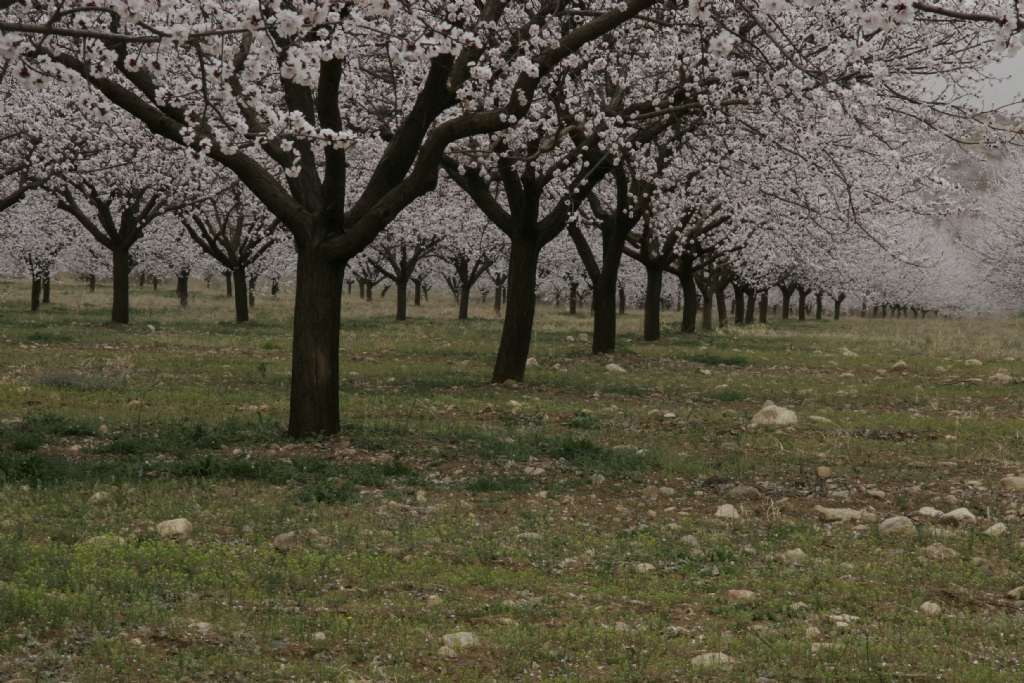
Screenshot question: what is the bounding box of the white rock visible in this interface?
[750,403,797,427]
[965,359,983,366]
[726,589,756,602]
[659,486,676,496]
[814,505,862,523]
[1007,586,1024,599]
[565,336,574,342]
[939,508,977,525]
[990,373,1012,383]
[591,473,606,486]
[272,531,299,551]
[156,518,192,540]
[919,601,942,616]
[879,516,916,536]
[891,361,908,370]
[525,357,539,368]
[89,491,110,504]
[839,372,855,379]
[313,631,326,641]
[605,363,627,374]
[984,522,1007,536]
[840,348,858,357]
[1000,476,1024,492]
[921,542,958,561]
[817,466,832,479]
[635,562,656,573]
[578,333,588,342]
[808,415,832,424]
[416,489,428,503]
[866,489,887,499]
[437,646,458,658]
[778,548,807,565]
[690,652,735,668]
[442,632,480,649]
[426,594,443,606]
[714,504,741,520]
[916,507,944,518]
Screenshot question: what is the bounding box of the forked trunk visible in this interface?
[643,265,662,341]
[458,282,471,320]
[112,249,131,324]
[30,277,41,311]
[492,240,541,383]
[288,249,343,438]
[233,268,250,323]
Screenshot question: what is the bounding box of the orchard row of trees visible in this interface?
[1,0,1022,436]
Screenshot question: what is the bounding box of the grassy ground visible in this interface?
[1,277,1024,682]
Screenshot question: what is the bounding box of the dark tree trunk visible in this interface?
[881,304,887,318]
[42,275,50,304]
[492,240,541,383]
[358,281,365,299]
[366,283,374,301]
[397,278,409,320]
[592,270,618,353]
[225,272,233,297]
[618,286,626,315]
[781,287,793,320]
[112,250,131,324]
[232,268,250,323]
[701,286,714,331]
[680,256,698,334]
[797,289,808,321]
[834,294,846,320]
[139,272,146,287]
[288,250,343,438]
[569,282,578,315]
[381,284,391,297]
[643,265,662,341]
[458,281,471,320]
[414,280,422,306]
[30,277,41,312]
[152,277,158,291]
[759,291,768,323]
[176,275,189,307]
[815,292,823,320]
[481,289,488,304]
[272,279,280,297]
[745,290,755,324]
[733,284,745,325]
[88,274,96,292]
[716,287,728,328]
[494,285,502,314]
[248,275,257,307]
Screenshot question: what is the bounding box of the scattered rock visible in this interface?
[805,626,821,638]
[816,466,832,479]
[891,361,908,370]
[605,363,627,373]
[840,348,858,357]
[525,357,539,368]
[641,485,661,497]
[916,507,944,518]
[98,424,108,435]
[939,508,976,525]
[659,486,676,496]
[749,402,797,427]
[89,491,110,504]
[591,473,606,486]
[156,518,192,540]
[635,562,656,573]
[714,504,741,520]
[921,542,958,561]
[415,489,428,503]
[866,489,886,499]
[965,358,982,366]
[777,548,807,565]
[426,594,443,606]
[691,652,734,668]
[726,589,756,602]
[384,500,412,513]
[437,646,458,658]
[312,631,326,641]
[1007,586,1024,599]
[919,601,942,616]
[1000,476,1024,492]
[808,415,833,424]
[480,404,493,414]
[523,466,545,476]
[984,522,1007,536]
[814,505,863,523]
[517,532,543,541]
[578,333,588,342]
[839,372,855,379]
[726,485,762,500]
[442,632,480,649]
[879,516,916,536]
[272,531,299,551]
[990,373,1012,383]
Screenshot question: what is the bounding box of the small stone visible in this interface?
[839,372,855,378]
[646,509,657,519]
[808,415,833,424]
[272,531,299,551]
[156,518,192,540]
[437,646,458,658]
[990,373,1012,383]
[89,491,110,504]
[442,632,480,649]
[1000,476,1024,492]
[939,508,977,525]
[778,548,807,565]
[714,504,741,520]
[591,473,606,486]
[817,466,832,479]
[806,626,821,638]
[523,466,545,477]
[814,505,862,523]
[525,357,539,368]
[1007,586,1024,599]
[192,622,212,635]
[922,542,958,561]
[790,602,810,611]
[426,594,443,606]
[312,631,326,641]
[879,516,916,536]
[98,424,108,435]
[726,589,756,602]
[919,601,942,616]
[891,361,908,370]
[749,403,797,427]
[917,507,944,518]
[965,359,983,366]
[615,621,631,633]
[659,486,676,496]
[690,652,735,668]
[415,490,428,503]
[636,562,656,573]
[866,489,887,499]
[984,522,1007,536]
[840,347,858,357]
[566,336,574,342]
[641,485,661,497]
[578,333,588,342]
[605,363,627,373]
[726,485,762,500]
[480,404,493,414]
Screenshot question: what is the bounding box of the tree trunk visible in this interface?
[759,292,768,324]
[414,280,422,306]
[492,240,541,383]
[798,290,808,321]
[680,257,698,334]
[88,274,96,292]
[494,285,502,314]
[592,270,618,354]
[30,277,41,311]
[177,275,189,307]
[397,277,409,321]
[815,292,823,320]
[42,275,50,304]
[834,299,841,320]
[643,265,662,341]
[458,281,471,320]
[358,281,365,299]
[716,287,728,328]
[618,286,626,315]
[366,283,374,301]
[881,304,887,318]
[248,275,257,307]
[569,283,578,315]
[701,286,714,331]
[112,249,131,324]
[781,288,792,320]
[733,284,745,325]
[288,250,343,438]
[139,272,146,287]
[152,277,158,291]
[225,272,233,297]
[745,290,755,324]
[232,269,250,323]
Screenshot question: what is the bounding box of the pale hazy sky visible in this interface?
[984,53,1024,109]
